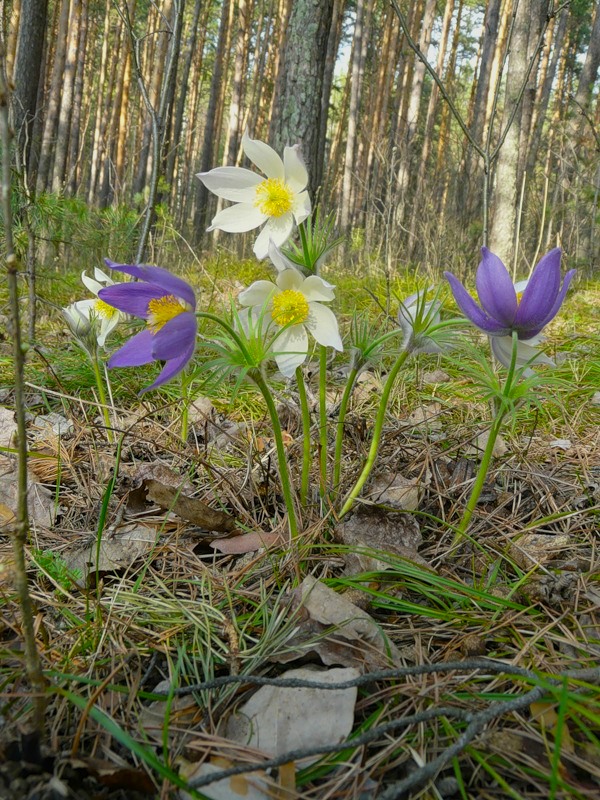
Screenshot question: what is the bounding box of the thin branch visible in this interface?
[0,40,47,748]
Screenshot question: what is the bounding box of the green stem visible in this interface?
[339,350,410,517]
[295,366,312,507]
[452,332,519,544]
[318,345,328,496]
[333,365,359,490]
[299,220,313,273]
[91,354,113,443]
[252,371,299,539]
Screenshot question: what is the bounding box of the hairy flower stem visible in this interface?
[295,367,312,507]
[252,371,299,539]
[339,350,410,517]
[0,55,47,743]
[318,346,328,497]
[453,332,519,543]
[91,355,113,443]
[333,365,359,490]
[180,372,189,443]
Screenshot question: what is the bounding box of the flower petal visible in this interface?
[196,166,263,202]
[238,280,278,307]
[444,271,511,334]
[476,248,518,326]
[81,271,103,296]
[491,335,554,372]
[305,303,343,351]
[254,214,294,259]
[292,190,311,224]
[283,145,309,193]
[208,202,266,233]
[300,275,335,302]
[103,260,196,309]
[97,313,121,347]
[99,283,169,318]
[152,312,197,360]
[141,340,196,394]
[267,240,298,271]
[242,133,284,179]
[108,328,156,367]
[272,324,309,377]
[514,249,563,330]
[276,268,304,292]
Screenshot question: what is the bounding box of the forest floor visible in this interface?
[0,259,599,800]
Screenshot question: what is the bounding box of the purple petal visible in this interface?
[151,312,197,360]
[444,272,511,335]
[99,283,169,318]
[107,329,155,367]
[475,248,517,326]
[104,260,196,309]
[517,268,576,337]
[514,248,562,330]
[140,341,196,394]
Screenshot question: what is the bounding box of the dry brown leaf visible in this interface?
[144,479,237,532]
[210,531,283,554]
[0,407,17,448]
[366,471,424,511]
[180,757,276,800]
[509,533,572,569]
[288,575,404,670]
[336,505,427,574]
[0,455,57,528]
[65,523,157,576]
[225,665,359,765]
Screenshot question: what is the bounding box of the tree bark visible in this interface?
[12,0,48,178]
[269,0,335,200]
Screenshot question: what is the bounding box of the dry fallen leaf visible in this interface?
[144,479,237,532]
[0,455,57,528]
[180,757,276,800]
[0,406,17,448]
[287,575,404,670]
[509,533,572,569]
[225,665,359,765]
[139,679,201,744]
[366,471,424,511]
[65,523,157,577]
[210,530,283,554]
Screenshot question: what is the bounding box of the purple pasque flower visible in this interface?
[98,260,197,393]
[445,248,575,369]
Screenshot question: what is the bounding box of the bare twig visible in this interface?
[0,42,47,746]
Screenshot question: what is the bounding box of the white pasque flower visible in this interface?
[64,268,122,347]
[197,133,311,260]
[398,289,444,354]
[238,267,343,377]
[490,280,554,375]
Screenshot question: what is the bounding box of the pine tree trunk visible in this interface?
[489,0,531,263]
[51,0,82,193]
[12,0,48,179]
[36,0,70,192]
[87,0,111,203]
[269,0,335,200]
[67,0,88,194]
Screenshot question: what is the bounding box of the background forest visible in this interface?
[5,0,600,278]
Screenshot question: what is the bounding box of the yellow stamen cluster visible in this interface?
[147,295,185,333]
[94,298,118,319]
[271,289,309,327]
[254,178,294,218]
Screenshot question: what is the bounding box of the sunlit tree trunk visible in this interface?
[36,0,70,193]
[269,0,335,200]
[51,0,82,193]
[489,0,531,263]
[87,0,111,203]
[67,0,88,193]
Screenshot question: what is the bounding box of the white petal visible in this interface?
[292,190,311,224]
[238,280,277,308]
[272,325,309,377]
[305,303,343,351]
[276,268,304,291]
[491,336,554,370]
[514,279,529,293]
[267,240,297,271]
[81,271,103,296]
[94,267,113,284]
[300,275,335,302]
[197,166,262,202]
[253,214,294,259]
[284,144,309,193]
[97,312,121,347]
[208,203,266,233]
[242,133,284,179]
